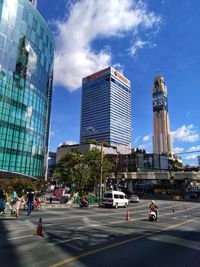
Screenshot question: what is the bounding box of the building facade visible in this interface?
[152,76,172,154]
[0,0,54,178]
[80,67,131,153]
[28,0,37,7]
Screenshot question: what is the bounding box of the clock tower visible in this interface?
[152,76,172,154]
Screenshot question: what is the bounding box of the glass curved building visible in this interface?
[0,0,54,178]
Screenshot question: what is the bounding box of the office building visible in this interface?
[80,67,131,153]
[29,0,37,7]
[152,76,172,154]
[0,0,54,178]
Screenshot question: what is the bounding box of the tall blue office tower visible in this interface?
[80,67,131,153]
[0,0,54,178]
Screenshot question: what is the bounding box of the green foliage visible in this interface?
[54,148,113,194]
[0,178,47,196]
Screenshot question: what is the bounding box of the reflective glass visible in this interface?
[0,0,54,178]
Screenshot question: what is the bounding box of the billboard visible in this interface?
[144,154,153,168]
[153,154,160,170]
[153,91,168,112]
[160,155,169,170]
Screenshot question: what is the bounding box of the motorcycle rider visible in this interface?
[149,200,159,221]
[80,196,89,207]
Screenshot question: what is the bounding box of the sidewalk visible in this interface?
[44,199,99,209]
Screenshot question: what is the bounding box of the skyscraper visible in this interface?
[80,67,131,153]
[152,76,172,154]
[0,0,54,178]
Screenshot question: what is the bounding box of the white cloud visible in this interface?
[58,140,78,147]
[54,0,160,91]
[134,136,141,143]
[138,142,151,150]
[129,39,157,56]
[50,131,55,136]
[138,144,147,149]
[184,154,198,160]
[173,147,184,154]
[143,134,151,142]
[130,39,149,56]
[50,130,60,136]
[172,124,199,142]
[188,145,200,152]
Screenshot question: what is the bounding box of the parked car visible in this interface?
[129,194,140,203]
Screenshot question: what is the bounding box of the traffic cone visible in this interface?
[36,218,43,237]
[126,209,131,221]
[172,207,175,213]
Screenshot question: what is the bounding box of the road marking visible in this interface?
[48,236,86,246]
[7,234,34,241]
[48,217,196,267]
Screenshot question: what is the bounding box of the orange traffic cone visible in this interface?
[172,207,175,213]
[126,210,131,221]
[36,218,43,236]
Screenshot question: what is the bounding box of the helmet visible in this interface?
[151,200,155,204]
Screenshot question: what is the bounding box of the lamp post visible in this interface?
[99,141,103,206]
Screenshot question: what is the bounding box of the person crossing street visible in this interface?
[26,190,35,215]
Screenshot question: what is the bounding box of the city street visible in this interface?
[1,199,200,267]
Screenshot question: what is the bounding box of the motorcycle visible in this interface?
[148,210,157,221]
[79,200,89,208]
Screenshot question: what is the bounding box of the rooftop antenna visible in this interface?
[157,67,163,77]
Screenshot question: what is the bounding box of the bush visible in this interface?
[0,178,47,196]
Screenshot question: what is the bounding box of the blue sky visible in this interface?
[37,0,200,166]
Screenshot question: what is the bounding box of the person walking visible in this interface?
[10,190,18,216]
[26,191,35,215]
[0,189,7,214]
[15,194,25,218]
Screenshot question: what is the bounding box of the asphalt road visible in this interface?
[1,199,200,267]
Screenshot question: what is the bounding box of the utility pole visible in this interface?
[99,141,103,206]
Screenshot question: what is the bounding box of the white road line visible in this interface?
[7,234,34,241]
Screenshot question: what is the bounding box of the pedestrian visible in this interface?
[26,190,35,215]
[10,192,17,216]
[49,195,53,204]
[0,189,7,214]
[35,197,41,210]
[13,190,17,199]
[11,190,18,205]
[15,194,25,218]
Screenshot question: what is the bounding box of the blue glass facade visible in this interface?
[81,67,131,149]
[0,0,54,178]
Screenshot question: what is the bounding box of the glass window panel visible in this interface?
[2,5,9,22]
[40,26,44,39]
[0,33,6,49]
[22,8,28,22]
[32,17,37,30]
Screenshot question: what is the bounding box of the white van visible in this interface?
[102,190,128,208]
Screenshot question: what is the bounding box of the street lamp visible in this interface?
[99,141,103,206]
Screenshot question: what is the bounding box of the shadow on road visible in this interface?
[45,220,200,267]
[0,217,21,267]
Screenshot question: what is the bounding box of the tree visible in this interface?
[54,148,113,194]
[54,151,82,185]
[85,148,112,191]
